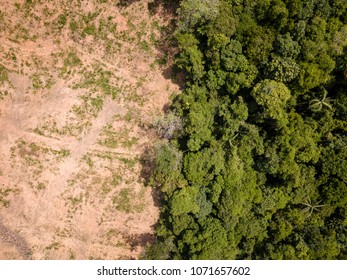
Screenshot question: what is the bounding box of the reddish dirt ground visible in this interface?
[0,0,179,259]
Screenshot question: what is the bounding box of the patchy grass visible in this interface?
[83,154,94,169]
[67,193,84,211]
[0,64,11,100]
[118,157,138,169]
[73,65,119,98]
[99,125,139,149]
[54,149,71,159]
[0,64,9,83]
[72,93,105,120]
[61,50,82,75]
[0,187,20,208]
[30,73,44,90]
[29,181,47,192]
[112,187,146,213]
[100,173,122,195]
[45,242,62,251]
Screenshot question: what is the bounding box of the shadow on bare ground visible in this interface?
[125,232,156,251]
[139,145,164,209]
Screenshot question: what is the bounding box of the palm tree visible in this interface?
[300,197,325,217]
[309,87,333,112]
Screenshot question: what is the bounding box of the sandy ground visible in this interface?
[0,0,179,259]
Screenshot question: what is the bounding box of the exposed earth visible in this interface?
[0,0,179,259]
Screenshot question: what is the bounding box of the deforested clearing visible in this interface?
[0,0,179,259]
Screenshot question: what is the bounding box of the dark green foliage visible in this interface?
[145,0,347,260]
[275,33,301,58]
[185,100,214,150]
[192,217,232,259]
[149,143,184,196]
[184,142,224,186]
[175,33,205,81]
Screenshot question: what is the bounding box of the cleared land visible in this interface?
[0,0,179,259]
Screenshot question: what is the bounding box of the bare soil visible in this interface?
[0,0,179,259]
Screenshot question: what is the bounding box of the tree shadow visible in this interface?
[117,0,142,7]
[134,1,183,237]
[147,0,180,16]
[139,145,155,187]
[136,1,186,216]
[118,0,185,90]
[148,1,186,91]
[139,145,164,208]
[124,232,156,251]
[118,0,179,14]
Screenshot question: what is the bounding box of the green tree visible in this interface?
[175,33,205,81]
[183,141,224,187]
[170,185,200,216]
[177,0,221,32]
[251,79,291,125]
[264,55,300,82]
[150,143,184,196]
[193,217,232,259]
[275,33,301,58]
[185,99,215,151]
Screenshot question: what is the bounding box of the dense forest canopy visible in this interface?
[145,0,347,259]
